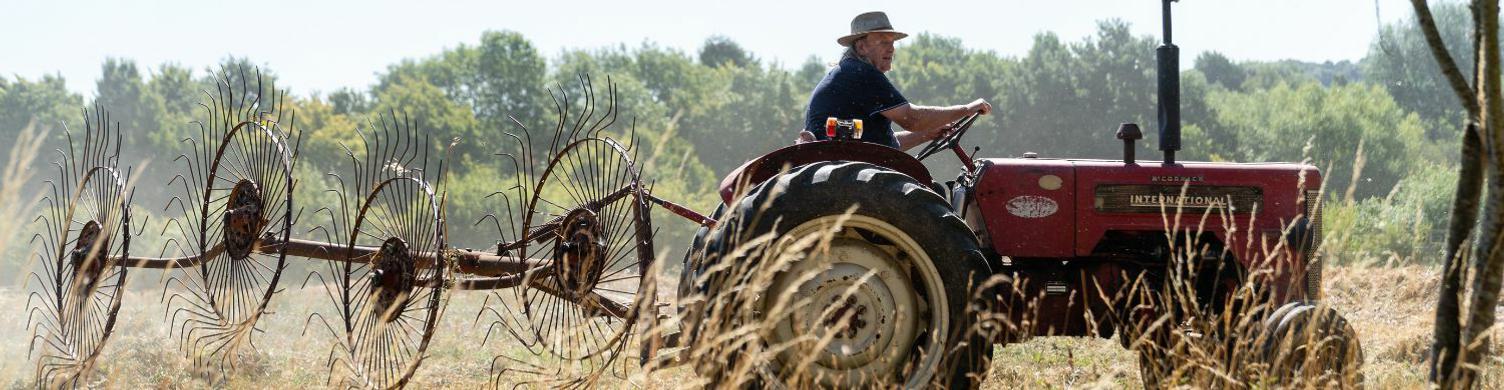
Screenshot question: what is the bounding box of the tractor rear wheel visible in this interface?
[683,161,994,388]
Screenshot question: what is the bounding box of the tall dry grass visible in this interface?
[3,203,1503,388]
[1,121,49,385]
[1,121,48,280]
[2,264,1495,388]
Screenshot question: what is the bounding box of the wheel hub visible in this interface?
[553,208,607,298]
[224,179,266,261]
[768,235,922,380]
[369,237,416,323]
[824,295,869,339]
[69,220,109,294]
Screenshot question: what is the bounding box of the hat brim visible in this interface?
[838,30,909,46]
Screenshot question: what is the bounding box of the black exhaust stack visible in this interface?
[1157,0,1181,165]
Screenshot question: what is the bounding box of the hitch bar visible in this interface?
[115,236,544,277]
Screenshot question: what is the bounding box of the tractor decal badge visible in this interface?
[1006,195,1058,218]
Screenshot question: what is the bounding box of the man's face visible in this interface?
[855,32,898,72]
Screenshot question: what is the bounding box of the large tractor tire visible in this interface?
[680,161,995,388]
[1258,301,1363,386]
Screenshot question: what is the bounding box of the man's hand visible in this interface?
[929,127,950,142]
[967,98,993,115]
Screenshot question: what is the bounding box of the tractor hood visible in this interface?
[970,157,1323,261]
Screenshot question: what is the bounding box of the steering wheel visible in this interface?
[915,112,981,161]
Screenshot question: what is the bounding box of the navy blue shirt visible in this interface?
[803,57,909,149]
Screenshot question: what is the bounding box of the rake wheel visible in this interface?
[332,177,445,389]
[26,109,132,387]
[164,71,296,368]
[489,135,654,384]
[319,116,446,389]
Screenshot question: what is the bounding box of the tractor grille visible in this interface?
[1305,190,1324,300]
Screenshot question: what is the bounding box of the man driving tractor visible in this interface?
[799,11,993,150]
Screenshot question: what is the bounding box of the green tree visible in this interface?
[795,57,827,87]
[473,31,548,127]
[1364,1,1473,140]
[682,60,806,173]
[0,74,81,156]
[289,96,362,172]
[94,58,166,153]
[699,35,754,68]
[1195,51,1246,91]
[988,21,1158,159]
[205,57,281,107]
[889,33,1005,110]
[328,87,371,116]
[549,47,720,189]
[380,31,547,133]
[372,75,483,169]
[1237,61,1321,91]
[1204,82,1433,199]
[147,63,201,149]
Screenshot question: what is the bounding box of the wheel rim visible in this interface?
[763,214,949,387]
[341,176,444,389]
[32,167,130,386]
[165,74,297,368]
[196,122,293,330]
[502,137,647,362]
[27,113,131,386]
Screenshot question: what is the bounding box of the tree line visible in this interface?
[0,2,1473,266]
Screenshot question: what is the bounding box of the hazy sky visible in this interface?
[3,0,1418,98]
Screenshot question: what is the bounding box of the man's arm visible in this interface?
[882,99,992,151]
[893,129,942,151]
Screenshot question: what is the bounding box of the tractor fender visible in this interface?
[717,140,931,205]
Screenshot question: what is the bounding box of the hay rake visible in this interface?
[23,69,710,388]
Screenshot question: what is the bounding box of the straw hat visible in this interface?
[837,11,910,47]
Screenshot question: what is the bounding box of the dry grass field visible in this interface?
[2,263,1500,389]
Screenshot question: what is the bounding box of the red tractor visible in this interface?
[672,1,1361,387]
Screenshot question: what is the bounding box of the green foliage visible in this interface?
[700,35,754,68]
[372,75,483,168]
[0,73,80,159]
[1363,1,1473,140]
[1239,61,1322,91]
[289,96,362,171]
[1322,162,1457,265]
[8,19,1473,269]
[380,30,548,133]
[147,64,200,147]
[795,57,827,86]
[1202,82,1432,199]
[682,59,806,172]
[327,87,371,116]
[1196,51,1246,91]
[95,58,166,152]
[890,34,1005,106]
[984,21,1159,158]
[442,163,510,248]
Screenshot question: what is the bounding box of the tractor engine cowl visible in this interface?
[968,157,1323,300]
